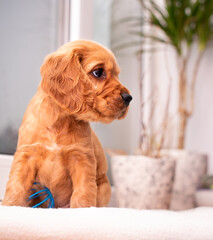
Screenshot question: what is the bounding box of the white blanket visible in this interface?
[0,206,212,240]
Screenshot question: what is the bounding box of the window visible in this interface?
[0,0,70,154]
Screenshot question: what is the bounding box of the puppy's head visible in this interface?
[41,40,132,123]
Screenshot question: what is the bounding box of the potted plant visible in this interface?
[111,154,176,209]
[110,0,211,210]
[196,175,213,207]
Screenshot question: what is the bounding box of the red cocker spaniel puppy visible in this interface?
[2,40,132,208]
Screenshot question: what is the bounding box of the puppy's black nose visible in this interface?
[121,92,132,106]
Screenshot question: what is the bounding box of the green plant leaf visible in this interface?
[114,0,213,56]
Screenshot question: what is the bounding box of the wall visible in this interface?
[186,47,213,174]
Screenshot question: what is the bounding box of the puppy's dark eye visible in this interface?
[92,68,105,79]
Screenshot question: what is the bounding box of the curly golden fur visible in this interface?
[2,40,132,208]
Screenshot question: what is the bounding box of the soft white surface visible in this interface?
[0,206,213,240]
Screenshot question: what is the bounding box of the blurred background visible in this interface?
[0,0,213,175]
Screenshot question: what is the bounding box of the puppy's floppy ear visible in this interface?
[40,48,94,113]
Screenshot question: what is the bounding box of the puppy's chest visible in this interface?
[37,148,68,185]
[44,118,91,145]
[36,150,73,207]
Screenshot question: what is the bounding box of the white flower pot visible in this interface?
[161,150,208,210]
[111,155,175,209]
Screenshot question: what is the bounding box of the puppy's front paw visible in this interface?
[70,190,96,208]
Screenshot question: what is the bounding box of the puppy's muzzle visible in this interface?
[121,92,132,107]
